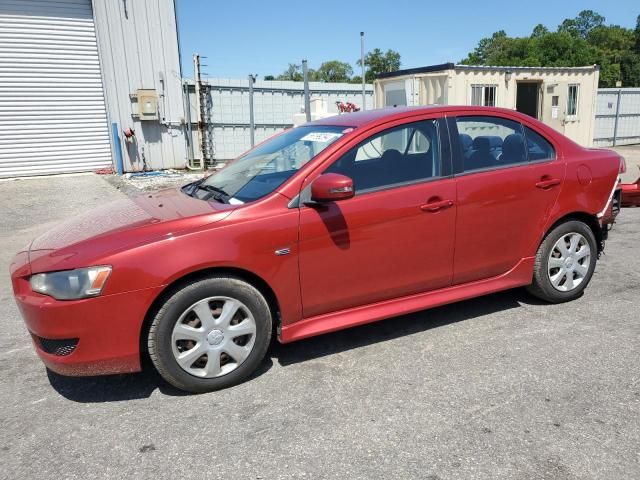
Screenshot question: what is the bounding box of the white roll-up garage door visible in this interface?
[0,0,112,177]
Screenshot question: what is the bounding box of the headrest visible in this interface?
[472,136,490,151]
[484,136,504,149]
[459,134,473,150]
[502,134,525,160]
[381,149,402,162]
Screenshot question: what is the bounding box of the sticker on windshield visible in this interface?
[300,132,343,143]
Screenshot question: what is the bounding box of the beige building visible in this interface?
[374,63,600,146]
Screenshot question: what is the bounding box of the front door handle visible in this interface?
[420,199,454,212]
[536,177,561,190]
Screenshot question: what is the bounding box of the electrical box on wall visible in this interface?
[135,89,158,120]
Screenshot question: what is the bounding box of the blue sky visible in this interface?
[176,0,638,79]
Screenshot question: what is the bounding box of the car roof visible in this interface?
[306,105,533,129]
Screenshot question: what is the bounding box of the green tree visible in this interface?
[558,10,605,38]
[460,10,640,87]
[461,30,510,64]
[531,32,598,66]
[358,48,401,82]
[636,14,640,53]
[276,63,303,81]
[531,24,549,38]
[315,61,353,82]
[620,16,640,86]
[588,25,635,86]
[272,64,322,82]
[621,53,640,86]
[588,25,634,54]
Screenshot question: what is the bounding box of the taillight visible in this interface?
[619,156,627,174]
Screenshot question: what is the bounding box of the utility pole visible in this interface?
[360,31,366,110]
[194,53,212,169]
[248,74,256,147]
[302,59,311,122]
[193,53,204,168]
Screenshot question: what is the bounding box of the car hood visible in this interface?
[28,187,235,273]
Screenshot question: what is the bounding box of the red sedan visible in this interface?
[10,106,623,393]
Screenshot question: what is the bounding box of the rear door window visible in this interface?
[524,126,556,161]
[454,116,527,172]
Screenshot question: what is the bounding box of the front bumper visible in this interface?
[11,269,163,376]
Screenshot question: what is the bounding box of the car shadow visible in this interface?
[47,288,544,402]
[46,366,182,402]
[46,356,275,403]
[270,288,544,366]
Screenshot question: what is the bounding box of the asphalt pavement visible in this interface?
[1,156,639,479]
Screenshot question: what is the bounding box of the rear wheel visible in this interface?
[148,276,272,393]
[527,220,597,303]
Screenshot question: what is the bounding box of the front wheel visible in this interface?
[527,220,598,303]
[148,276,272,393]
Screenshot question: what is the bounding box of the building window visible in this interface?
[567,84,579,117]
[471,85,497,107]
[384,81,407,107]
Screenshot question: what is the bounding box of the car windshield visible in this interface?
[192,126,347,204]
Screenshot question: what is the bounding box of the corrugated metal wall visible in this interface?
[92,0,187,172]
[0,0,112,177]
[594,88,640,147]
[187,78,374,162]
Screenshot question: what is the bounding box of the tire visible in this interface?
[148,276,272,393]
[527,220,598,303]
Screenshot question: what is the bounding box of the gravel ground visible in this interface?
[101,169,205,196]
[1,147,639,479]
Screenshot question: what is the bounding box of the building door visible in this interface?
[0,0,112,177]
[516,82,540,119]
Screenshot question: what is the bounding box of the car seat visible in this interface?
[468,137,496,170]
[459,134,473,159]
[380,148,404,185]
[500,134,526,164]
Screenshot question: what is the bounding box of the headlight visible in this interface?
[29,266,112,300]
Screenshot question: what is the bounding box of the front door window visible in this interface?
[326,120,441,193]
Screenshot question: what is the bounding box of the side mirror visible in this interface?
[309,173,355,203]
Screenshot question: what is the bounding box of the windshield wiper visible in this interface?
[196,184,231,203]
[182,177,206,196]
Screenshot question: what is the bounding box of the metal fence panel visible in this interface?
[594,88,640,147]
[188,78,374,163]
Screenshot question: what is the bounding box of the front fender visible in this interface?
[103,205,303,327]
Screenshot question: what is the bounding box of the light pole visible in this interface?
[360,31,366,110]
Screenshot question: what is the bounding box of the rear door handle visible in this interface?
[420,199,454,212]
[535,178,561,190]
